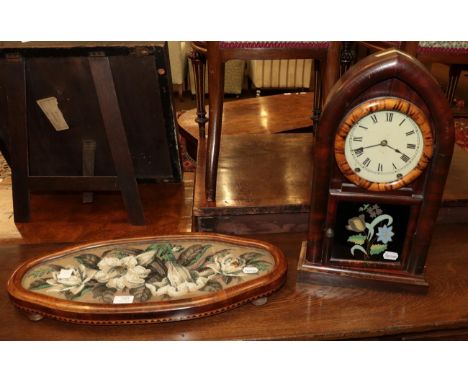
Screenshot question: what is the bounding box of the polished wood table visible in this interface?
[178,92,315,141]
[193,133,468,235]
[1,224,468,340]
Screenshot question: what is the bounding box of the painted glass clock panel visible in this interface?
[345,110,424,184]
[330,201,411,263]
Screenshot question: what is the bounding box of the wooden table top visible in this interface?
[194,133,468,214]
[1,224,468,340]
[178,92,315,139]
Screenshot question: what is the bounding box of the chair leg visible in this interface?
[189,48,208,139]
[311,59,322,131]
[340,41,355,76]
[205,42,225,202]
[5,54,30,222]
[88,53,145,226]
[446,64,462,104]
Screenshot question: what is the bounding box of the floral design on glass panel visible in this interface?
[346,203,395,259]
[23,241,274,303]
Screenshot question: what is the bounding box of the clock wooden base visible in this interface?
[7,233,287,325]
[296,241,428,293]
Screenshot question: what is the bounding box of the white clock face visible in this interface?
[344,110,424,184]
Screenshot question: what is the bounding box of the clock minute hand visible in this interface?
[385,142,410,158]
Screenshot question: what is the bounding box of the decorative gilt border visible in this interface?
[334,97,434,192]
[7,233,288,325]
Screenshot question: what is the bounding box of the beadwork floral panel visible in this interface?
[330,201,411,263]
[22,239,275,303]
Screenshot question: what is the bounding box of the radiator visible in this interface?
[248,59,313,89]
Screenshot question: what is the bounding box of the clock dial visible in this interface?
[334,98,433,191]
[344,110,423,183]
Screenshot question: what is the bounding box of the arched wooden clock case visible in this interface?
[297,49,454,292]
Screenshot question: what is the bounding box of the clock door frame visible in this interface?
[297,49,454,292]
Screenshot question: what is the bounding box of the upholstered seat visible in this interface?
[417,41,468,56]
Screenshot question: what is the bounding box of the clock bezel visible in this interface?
[334,97,433,192]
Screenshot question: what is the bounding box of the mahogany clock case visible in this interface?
[298,49,455,292]
[7,233,287,325]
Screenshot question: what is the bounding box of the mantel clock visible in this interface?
[297,49,454,292]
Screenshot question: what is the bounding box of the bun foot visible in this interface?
[251,297,268,306]
[27,312,44,321]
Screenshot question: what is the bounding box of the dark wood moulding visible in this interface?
[7,233,287,325]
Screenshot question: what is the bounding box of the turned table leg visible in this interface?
[205,42,225,202]
[189,47,208,139]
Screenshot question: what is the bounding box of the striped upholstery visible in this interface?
[418,41,468,55]
[219,41,329,49]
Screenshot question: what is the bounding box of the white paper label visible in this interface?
[383,251,399,261]
[113,295,134,304]
[36,97,70,131]
[58,269,73,279]
[243,266,259,274]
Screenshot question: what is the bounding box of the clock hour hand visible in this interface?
[355,140,392,151]
[360,143,382,150]
[353,142,382,153]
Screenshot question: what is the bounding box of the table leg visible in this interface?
[88,53,145,225]
[189,48,208,139]
[5,54,30,222]
[205,43,225,202]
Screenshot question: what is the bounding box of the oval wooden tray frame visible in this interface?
[7,233,287,325]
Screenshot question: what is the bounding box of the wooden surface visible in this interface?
[192,134,466,235]
[193,133,467,222]
[194,134,314,214]
[0,174,193,245]
[178,93,315,140]
[2,223,468,340]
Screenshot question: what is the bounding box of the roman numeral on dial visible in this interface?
[353,137,363,142]
[406,130,415,136]
[377,163,383,172]
[386,113,393,122]
[401,154,410,162]
[407,143,416,149]
[354,147,364,157]
[370,115,378,124]
[363,157,371,167]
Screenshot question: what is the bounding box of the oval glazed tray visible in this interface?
[7,233,287,325]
